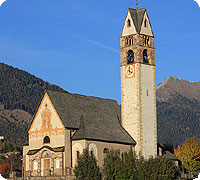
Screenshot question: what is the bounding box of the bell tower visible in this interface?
[120,7,157,158]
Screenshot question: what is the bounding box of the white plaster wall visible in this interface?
[140,64,157,158]
[72,141,85,167]
[121,64,140,152]
[29,94,65,149]
[121,11,137,37]
[30,95,63,132]
[140,12,153,36]
[72,140,133,168]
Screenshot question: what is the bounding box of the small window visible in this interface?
[43,136,50,144]
[147,37,150,46]
[144,19,148,27]
[33,161,38,170]
[127,19,131,28]
[90,148,94,155]
[144,36,147,45]
[121,153,124,160]
[147,90,149,96]
[125,38,128,46]
[129,39,132,46]
[56,159,60,169]
[143,49,148,64]
[103,148,109,154]
[77,151,80,159]
[127,50,134,64]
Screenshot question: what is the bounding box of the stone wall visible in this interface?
[7,175,75,180]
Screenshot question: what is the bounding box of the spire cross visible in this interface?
[136,0,138,9]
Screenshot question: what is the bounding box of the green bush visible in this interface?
[103,148,180,180]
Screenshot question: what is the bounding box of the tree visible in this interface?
[74,148,101,180]
[135,157,180,180]
[174,137,200,173]
[103,148,180,180]
[103,149,123,180]
[0,163,11,175]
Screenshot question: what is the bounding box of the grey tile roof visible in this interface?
[47,90,136,145]
[128,8,153,35]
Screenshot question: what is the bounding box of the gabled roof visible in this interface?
[47,90,136,145]
[27,146,65,155]
[128,8,146,34]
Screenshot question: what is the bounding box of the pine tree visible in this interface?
[74,148,101,180]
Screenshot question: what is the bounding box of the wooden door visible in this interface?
[44,159,50,170]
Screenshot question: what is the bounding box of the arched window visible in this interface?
[103,148,109,154]
[127,50,134,64]
[143,49,148,64]
[125,38,128,46]
[144,36,147,45]
[90,148,94,155]
[147,37,150,46]
[43,136,50,144]
[127,19,131,27]
[144,19,148,27]
[33,161,38,170]
[56,159,60,169]
[77,151,80,159]
[129,39,132,46]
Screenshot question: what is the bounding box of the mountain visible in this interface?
[0,62,199,147]
[0,62,66,144]
[156,76,200,146]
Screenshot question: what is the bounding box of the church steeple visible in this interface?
[120,7,157,158]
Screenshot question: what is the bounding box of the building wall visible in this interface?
[120,9,157,158]
[23,93,68,175]
[28,93,65,149]
[140,64,157,157]
[72,140,133,168]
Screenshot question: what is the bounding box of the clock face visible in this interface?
[125,64,135,78]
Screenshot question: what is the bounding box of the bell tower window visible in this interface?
[127,50,134,64]
[127,19,131,28]
[143,49,148,64]
[144,19,148,27]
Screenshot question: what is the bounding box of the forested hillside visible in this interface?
[157,76,200,146]
[0,63,66,115]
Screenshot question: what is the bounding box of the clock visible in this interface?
[125,64,135,78]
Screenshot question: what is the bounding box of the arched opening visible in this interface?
[125,38,128,46]
[90,148,94,155]
[127,19,131,28]
[127,50,134,64]
[144,19,148,27]
[103,148,109,154]
[143,49,148,64]
[77,151,80,159]
[144,36,147,45]
[43,136,50,144]
[129,39,132,46]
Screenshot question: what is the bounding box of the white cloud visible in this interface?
[194,0,200,7]
[0,0,6,7]
[0,174,6,180]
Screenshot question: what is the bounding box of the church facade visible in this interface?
[23,7,157,177]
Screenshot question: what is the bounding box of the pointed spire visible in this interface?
[136,0,138,10]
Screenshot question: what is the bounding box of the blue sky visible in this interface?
[0,0,200,103]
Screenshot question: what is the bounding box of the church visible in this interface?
[22,6,157,177]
